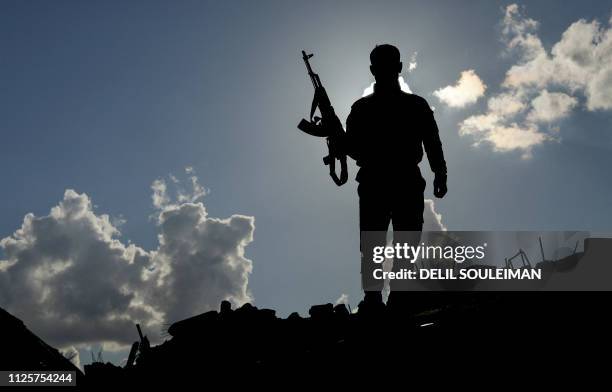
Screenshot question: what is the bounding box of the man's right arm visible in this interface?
[344,103,363,162]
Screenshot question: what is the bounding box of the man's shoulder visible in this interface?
[351,92,431,110]
[350,94,374,110]
[401,92,430,107]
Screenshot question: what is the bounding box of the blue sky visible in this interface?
[1,0,612,365]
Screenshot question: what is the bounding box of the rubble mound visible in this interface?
[1,290,610,386]
[83,290,611,384]
[0,307,84,381]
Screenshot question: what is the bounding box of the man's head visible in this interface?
[370,44,402,83]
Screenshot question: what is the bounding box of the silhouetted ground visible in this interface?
[2,291,611,387]
[0,307,84,384]
[3,239,612,387]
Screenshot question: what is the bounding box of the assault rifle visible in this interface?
[298,50,348,186]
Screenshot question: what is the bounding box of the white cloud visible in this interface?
[361,83,374,97]
[586,66,612,111]
[398,76,412,94]
[0,169,254,352]
[527,90,578,123]
[487,91,526,116]
[61,346,81,370]
[334,293,349,306]
[154,167,208,208]
[408,51,418,71]
[151,179,170,209]
[460,115,548,159]
[503,10,612,108]
[150,189,254,323]
[458,4,612,156]
[423,199,447,231]
[433,70,487,108]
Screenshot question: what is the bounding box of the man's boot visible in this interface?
[357,291,385,319]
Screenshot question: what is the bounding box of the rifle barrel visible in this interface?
[302,50,318,88]
[136,323,144,341]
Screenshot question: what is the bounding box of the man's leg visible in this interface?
[388,183,425,301]
[358,183,391,295]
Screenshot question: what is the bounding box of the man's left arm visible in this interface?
[421,99,447,198]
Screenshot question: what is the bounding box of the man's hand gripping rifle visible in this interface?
[298,50,348,186]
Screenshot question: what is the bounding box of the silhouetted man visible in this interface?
[343,44,447,309]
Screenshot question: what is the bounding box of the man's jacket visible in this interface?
[345,82,447,184]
